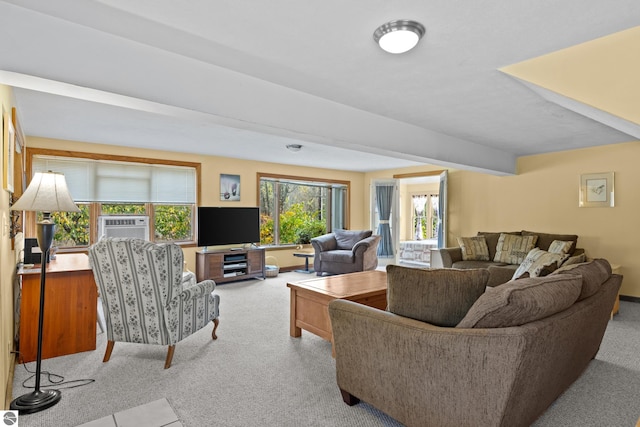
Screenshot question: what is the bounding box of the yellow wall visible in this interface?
[26,137,368,271]
[0,84,16,408]
[5,127,640,409]
[365,141,640,297]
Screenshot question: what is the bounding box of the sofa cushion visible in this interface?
[551,258,612,300]
[487,264,519,287]
[522,230,578,254]
[453,260,508,270]
[512,248,569,279]
[548,240,574,255]
[456,274,582,328]
[320,250,354,264]
[457,236,490,261]
[494,233,538,265]
[477,231,520,261]
[334,229,372,250]
[387,265,489,327]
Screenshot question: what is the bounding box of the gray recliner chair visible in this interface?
[311,230,380,276]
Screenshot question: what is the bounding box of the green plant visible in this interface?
[260,203,326,245]
[154,205,192,241]
[295,220,326,244]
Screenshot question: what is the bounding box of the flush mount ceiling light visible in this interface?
[286,144,302,152]
[373,19,425,54]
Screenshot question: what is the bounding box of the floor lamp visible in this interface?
[10,171,79,414]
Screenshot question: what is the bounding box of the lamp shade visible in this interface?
[10,171,79,213]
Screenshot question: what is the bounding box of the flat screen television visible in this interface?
[197,207,260,247]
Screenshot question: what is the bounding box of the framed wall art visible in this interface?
[220,174,240,201]
[3,110,15,193]
[579,172,614,208]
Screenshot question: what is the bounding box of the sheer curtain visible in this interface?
[412,195,428,240]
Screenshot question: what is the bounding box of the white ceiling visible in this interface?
[0,0,638,174]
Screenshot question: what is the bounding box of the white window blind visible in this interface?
[33,155,196,203]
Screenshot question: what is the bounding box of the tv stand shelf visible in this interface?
[196,247,265,283]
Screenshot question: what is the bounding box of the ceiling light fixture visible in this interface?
[373,19,425,54]
[286,144,302,152]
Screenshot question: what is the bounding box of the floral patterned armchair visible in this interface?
[88,238,220,368]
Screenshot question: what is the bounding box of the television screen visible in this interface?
[197,207,260,247]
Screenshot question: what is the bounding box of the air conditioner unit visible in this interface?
[98,215,150,240]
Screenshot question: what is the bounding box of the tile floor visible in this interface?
[77,398,182,427]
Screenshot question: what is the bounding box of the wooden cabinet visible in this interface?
[196,248,265,283]
[18,253,97,362]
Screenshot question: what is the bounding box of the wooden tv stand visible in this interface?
[196,247,265,283]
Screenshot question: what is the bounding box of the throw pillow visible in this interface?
[512,248,569,280]
[457,236,490,261]
[386,265,489,327]
[521,231,578,254]
[334,229,372,250]
[456,274,582,328]
[548,240,574,255]
[551,258,612,300]
[493,233,538,265]
[477,231,520,261]
[561,253,587,266]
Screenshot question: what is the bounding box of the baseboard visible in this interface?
[279,265,306,273]
[620,295,640,304]
[4,350,16,410]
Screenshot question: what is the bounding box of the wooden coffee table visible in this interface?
[287,270,387,347]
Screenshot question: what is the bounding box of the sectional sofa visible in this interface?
[431,230,586,286]
[329,259,621,427]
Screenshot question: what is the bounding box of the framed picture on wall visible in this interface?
[579,172,614,208]
[3,110,15,193]
[220,174,240,201]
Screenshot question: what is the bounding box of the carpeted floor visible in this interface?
[10,271,640,426]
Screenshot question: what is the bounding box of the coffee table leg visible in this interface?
[290,288,301,337]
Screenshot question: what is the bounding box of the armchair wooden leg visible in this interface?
[103,340,115,363]
[164,345,175,369]
[212,317,219,340]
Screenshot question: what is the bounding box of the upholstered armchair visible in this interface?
[88,238,220,368]
[311,230,380,276]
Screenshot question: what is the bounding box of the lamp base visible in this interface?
[10,389,61,414]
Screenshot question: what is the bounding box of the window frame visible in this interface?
[410,193,439,240]
[25,147,201,250]
[257,172,350,247]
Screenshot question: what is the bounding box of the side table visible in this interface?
[18,253,97,362]
[293,252,314,274]
[611,264,621,319]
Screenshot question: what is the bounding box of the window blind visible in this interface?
[33,155,196,203]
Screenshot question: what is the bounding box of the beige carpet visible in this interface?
[10,271,640,426]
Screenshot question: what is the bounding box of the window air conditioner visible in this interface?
[98,215,150,240]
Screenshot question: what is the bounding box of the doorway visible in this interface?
[372,171,447,268]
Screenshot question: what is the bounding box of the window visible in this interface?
[258,173,349,245]
[28,149,199,249]
[411,194,439,240]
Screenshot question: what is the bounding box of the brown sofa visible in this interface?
[430,230,585,286]
[328,259,621,427]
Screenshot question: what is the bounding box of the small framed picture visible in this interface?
[220,174,240,201]
[3,110,15,193]
[579,172,614,207]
